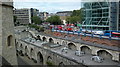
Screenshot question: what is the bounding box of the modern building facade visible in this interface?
[14,8,39,25]
[82,2,120,31]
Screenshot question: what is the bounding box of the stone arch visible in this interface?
[81,46,92,54]
[97,50,113,59]
[57,42,59,44]
[7,35,13,46]
[47,56,52,62]
[37,35,41,40]
[68,43,77,50]
[25,46,29,56]
[62,41,66,45]
[16,42,18,49]
[59,62,64,65]
[15,39,17,45]
[30,48,35,59]
[42,37,47,42]
[49,38,54,43]
[37,51,44,64]
[19,43,24,55]
[20,44,23,50]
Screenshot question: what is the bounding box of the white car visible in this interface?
[94,31,104,35]
[91,56,104,63]
[75,51,85,56]
[61,47,68,53]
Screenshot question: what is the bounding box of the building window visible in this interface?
[7,35,12,46]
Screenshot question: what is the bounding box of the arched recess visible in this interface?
[68,43,77,50]
[16,42,18,49]
[7,35,13,46]
[81,46,92,54]
[97,50,112,59]
[37,35,41,40]
[37,52,44,65]
[49,38,54,43]
[20,44,23,49]
[15,39,17,45]
[62,41,65,45]
[47,56,52,61]
[43,37,47,42]
[25,46,29,56]
[59,62,64,65]
[30,48,35,59]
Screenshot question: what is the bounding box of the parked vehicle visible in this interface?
[104,30,120,37]
[61,47,68,53]
[112,31,120,38]
[94,31,104,35]
[75,50,85,56]
[91,56,104,63]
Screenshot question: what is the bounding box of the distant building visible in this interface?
[56,11,72,25]
[48,13,56,17]
[14,8,39,25]
[56,11,72,16]
[82,2,120,31]
[39,12,49,21]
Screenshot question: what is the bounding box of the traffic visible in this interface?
[48,24,120,40]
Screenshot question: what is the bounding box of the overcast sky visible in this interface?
[13,0,82,13]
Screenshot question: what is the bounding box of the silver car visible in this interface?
[91,56,104,63]
[75,50,85,56]
[61,47,68,53]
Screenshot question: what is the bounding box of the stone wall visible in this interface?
[0,1,18,65]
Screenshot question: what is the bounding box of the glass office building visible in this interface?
[82,2,120,31]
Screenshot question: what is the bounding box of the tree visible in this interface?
[46,15,62,25]
[13,16,20,26]
[66,8,83,24]
[13,16,17,22]
[31,16,42,25]
[66,16,81,24]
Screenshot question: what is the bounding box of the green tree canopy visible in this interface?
[13,16,17,22]
[46,15,62,25]
[31,16,42,25]
[66,8,83,24]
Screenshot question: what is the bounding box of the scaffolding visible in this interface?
[82,2,119,31]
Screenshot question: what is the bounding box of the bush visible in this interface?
[46,61,54,66]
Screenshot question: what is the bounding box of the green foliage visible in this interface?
[13,16,20,26]
[66,8,83,24]
[66,16,81,24]
[28,24,39,29]
[46,15,62,25]
[46,61,54,66]
[13,16,17,22]
[31,16,42,24]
